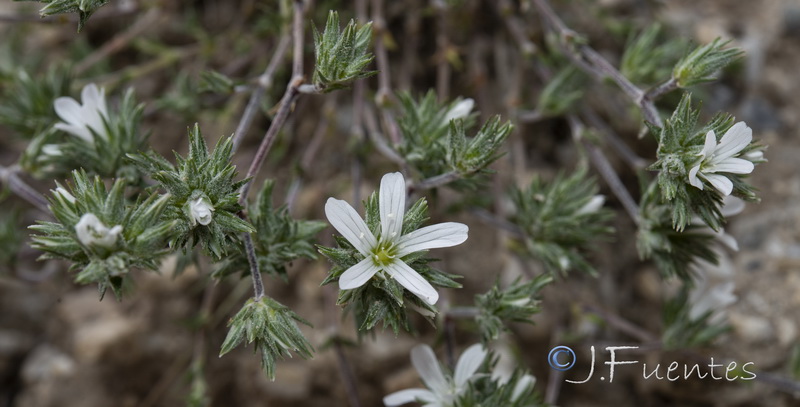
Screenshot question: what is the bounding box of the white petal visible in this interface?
[380,172,406,242]
[41,144,63,157]
[688,165,703,190]
[53,97,83,125]
[744,150,763,161]
[701,173,733,196]
[54,123,93,143]
[339,257,381,290]
[575,195,605,215]
[386,261,439,305]
[75,213,121,248]
[716,231,739,252]
[713,122,752,161]
[720,196,745,217]
[54,187,76,203]
[383,389,438,406]
[699,130,716,158]
[510,374,535,402]
[396,222,468,257]
[81,83,106,116]
[454,344,487,387]
[81,84,108,138]
[98,225,124,247]
[444,98,474,122]
[410,345,449,395]
[707,157,754,175]
[189,197,215,226]
[325,198,376,256]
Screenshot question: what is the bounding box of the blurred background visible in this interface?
[1,0,799,406]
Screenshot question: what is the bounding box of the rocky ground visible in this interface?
[1,0,799,406]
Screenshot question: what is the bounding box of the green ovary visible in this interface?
[372,244,398,266]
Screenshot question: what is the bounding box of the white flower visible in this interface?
[688,122,754,196]
[688,251,737,323]
[383,344,487,407]
[53,83,109,144]
[75,213,123,249]
[443,98,474,123]
[325,172,468,305]
[575,194,605,215]
[189,196,214,226]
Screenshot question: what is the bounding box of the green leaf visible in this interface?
[673,38,744,87]
[219,297,314,380]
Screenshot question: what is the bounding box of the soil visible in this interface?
[1,0,799,406]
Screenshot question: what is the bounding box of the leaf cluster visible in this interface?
[475,275,552,343]
[508,168,614,276]
[23,88,149,183]
[312,11,376,92]
[29,170,176,299]
[621,24,686,86]
[0,65,71,138]
[128,124,254,259]
[673,38,744,88]
[213,179,326,281]
[397,91,510,190]
[219,297,314,380]
[16,0,109,31]
[536,66,586,117]
[636,182,719,280]
[318,192,461,335]
[458,369,547,407]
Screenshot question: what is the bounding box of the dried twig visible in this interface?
[232,33,292,151]
[530,0,664,127]
[0,165,49,213]
[238,0,307,302]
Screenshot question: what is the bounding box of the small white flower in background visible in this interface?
[688,122,754,196]
[383,344,487,407]
[443,98,474,123]
[75,213,123,249]
[41,144,63,158]
[189,196,214,226]
[53,83,109,144]
[325,172,468,305]
[688,250,737,323]
[575,194,605,215]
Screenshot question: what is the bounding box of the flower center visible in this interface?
[372,243,397,266]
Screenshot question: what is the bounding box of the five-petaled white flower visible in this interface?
[383,344,487,407]
[324,172,468,305]
[75,213,123,249]
[189,196,214,226]
[688,122,754,196]
[54,83,109,144]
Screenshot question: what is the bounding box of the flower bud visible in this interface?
[189,196,214,226]
[75,213,122,248]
